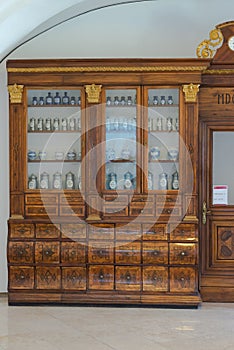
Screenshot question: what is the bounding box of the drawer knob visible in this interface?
[180,251,186,257]
[99,274,104,280]
[20,275,25,280]
[153,251,159,256]
[126,275,131,281]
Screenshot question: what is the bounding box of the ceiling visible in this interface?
[1,0,234,63]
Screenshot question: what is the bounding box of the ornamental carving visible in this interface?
[196,28,223,58]
[8,84,24,103]
[182,83,200,103]
[85,84,102,103]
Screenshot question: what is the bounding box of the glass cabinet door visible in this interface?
[105,88,138,191]
[27,89,82,191]
[147,88,179,191]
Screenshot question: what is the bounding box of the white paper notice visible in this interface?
[213,185,228,205]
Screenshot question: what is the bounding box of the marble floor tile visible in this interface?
[0,296,234,350]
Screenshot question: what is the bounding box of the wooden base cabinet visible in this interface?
[7,58,207,306]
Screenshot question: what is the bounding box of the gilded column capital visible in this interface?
[85,84,102,103]
[8,84,24,103]
[182,83,200,103]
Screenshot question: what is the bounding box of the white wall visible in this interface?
[1,0,234,291]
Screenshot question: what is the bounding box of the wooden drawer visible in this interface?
[35,242,60,264]
[115,242,141,264]
[169,224,197,242]
[9,223,34,238]
[170,267,197,292]
[36,267,61,289]
[156,207,181,218]
[88,265,114,290]
[129,195,155,217]
[61,223,86,240]
[142,224,167,241]
[60,205,85,217]
[9,266,34,289]
[143,266,168,292]
[103,195,128,217]
[60,193,84,205]
[116,224,142,241]
[62,267,86,290]
[36,224,60,238]
[115,266,141,291]
[8,242,34,263]
[156,194,181,205]
[88,242,114,264]
[61,242,86,264]
[25,205,58,217]
[169,243,197,265]
[25,193,58,205]
[88,224,114,240]
[143,242,168,264]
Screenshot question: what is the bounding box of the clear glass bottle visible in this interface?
[172,171,179,190]
[124,171,133,189]
[37,117,43,131]
[53,172,62,189]
[167,117,172,131]
[148,171,153,190]
[108,172,117,190]
[45,118,52,131]
[54,92,61,105]
[159,172,168,190]
[61,118,67,131]
[53,117,60,131]
[29,117,36,131]
[62,92,70,105]
[45,92,53,105]
[40,172,50,189]
[69,118,76,131]
[160,96,166,105]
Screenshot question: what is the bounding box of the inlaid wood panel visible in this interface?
[88,224,114,241]
[88,265,114,290]
[61,242,86,264]
[9,223,34,238]
[35,224,60,239]
[61,223,86,240]
[217,227,234,260]
[36,267,61,289]
[142,224,167,241]
[169,224,197,242]
[9,266,34,289]
[62,267,86,290]
[143,266,168,292]
[88,242,114,264]
[143,242,168,264]
[116,224,142,241]
[8,242,34,263]
[115,266,141,291]
[169,243,197,265]
[35,242,60,264]
[115,242,141,264]
[170,267,196,292]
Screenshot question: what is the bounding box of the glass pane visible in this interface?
[27,89,82,190]
[147,88,179,190]
[105,89,137,190]
[213,131,234,205]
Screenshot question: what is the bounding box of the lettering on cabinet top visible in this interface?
[199,87,234,114]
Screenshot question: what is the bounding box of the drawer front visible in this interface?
[115,242,141,264]
[88,224,114,240]
[156,207,181,218]
[62,267,86,290]
[9,266,34,289]
[61,223,86,240]
[35,242,60,264]
[8,242,34,263]
[143,266,168,292]
[156,194,181,205]
[25,205,58,217]
[103,195,128,217]
[129,203,155,217]
[116,224,142,241]
[60,205,85,217]
[131,195,154,203]
[142,224,167,241]
[60,194,84,205]
[25,193,58,205]
[36,224,60,238]
[170,243,197,265]
[88,265,114,290]
[169,224,197,242]
[170,267,197,292]
[143,242,168,264]
[88,243,114,264]
[61,242,86,264]
[115,266,141,291]
[36,267,61,289]
[9,223,34,238]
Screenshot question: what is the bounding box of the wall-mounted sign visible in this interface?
[213,185,228,205]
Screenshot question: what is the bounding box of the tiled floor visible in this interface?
[0,296,234,350]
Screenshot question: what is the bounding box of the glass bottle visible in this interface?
[32,96,38,106]
[148,171,153,190]
[167,95,174,105]
[167,117,172,131]
[108,172,117,190]
[120,96,126,106]
[159,172,168,190]
[28,174,38,189]
[172,171,179,190]
[61,118,67,131]
[70,96,76,105]
[53,172,62,189]
[40,172,50,189]
[69,118,76,131]
[153,96,159,105]
[106,96,112,106]
[54,92,61,105]
[37,117,43,131]
[114,96,119,106]
[39,97,44,105]
[127,96,133,106]
[62,92,70,105]
[160,96,166,105]
[29,117,36,131]
[77,96,81,106]
[53,117,60,131]
[65,171,75,189]
[124,171,133,189]
[45,118,52,131]
[45,92,53,105]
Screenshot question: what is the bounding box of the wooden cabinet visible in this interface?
[7,58,207,306]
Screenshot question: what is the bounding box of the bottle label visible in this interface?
[66,179,73,189]
[124,179,132,189]
[109,180,117,190]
